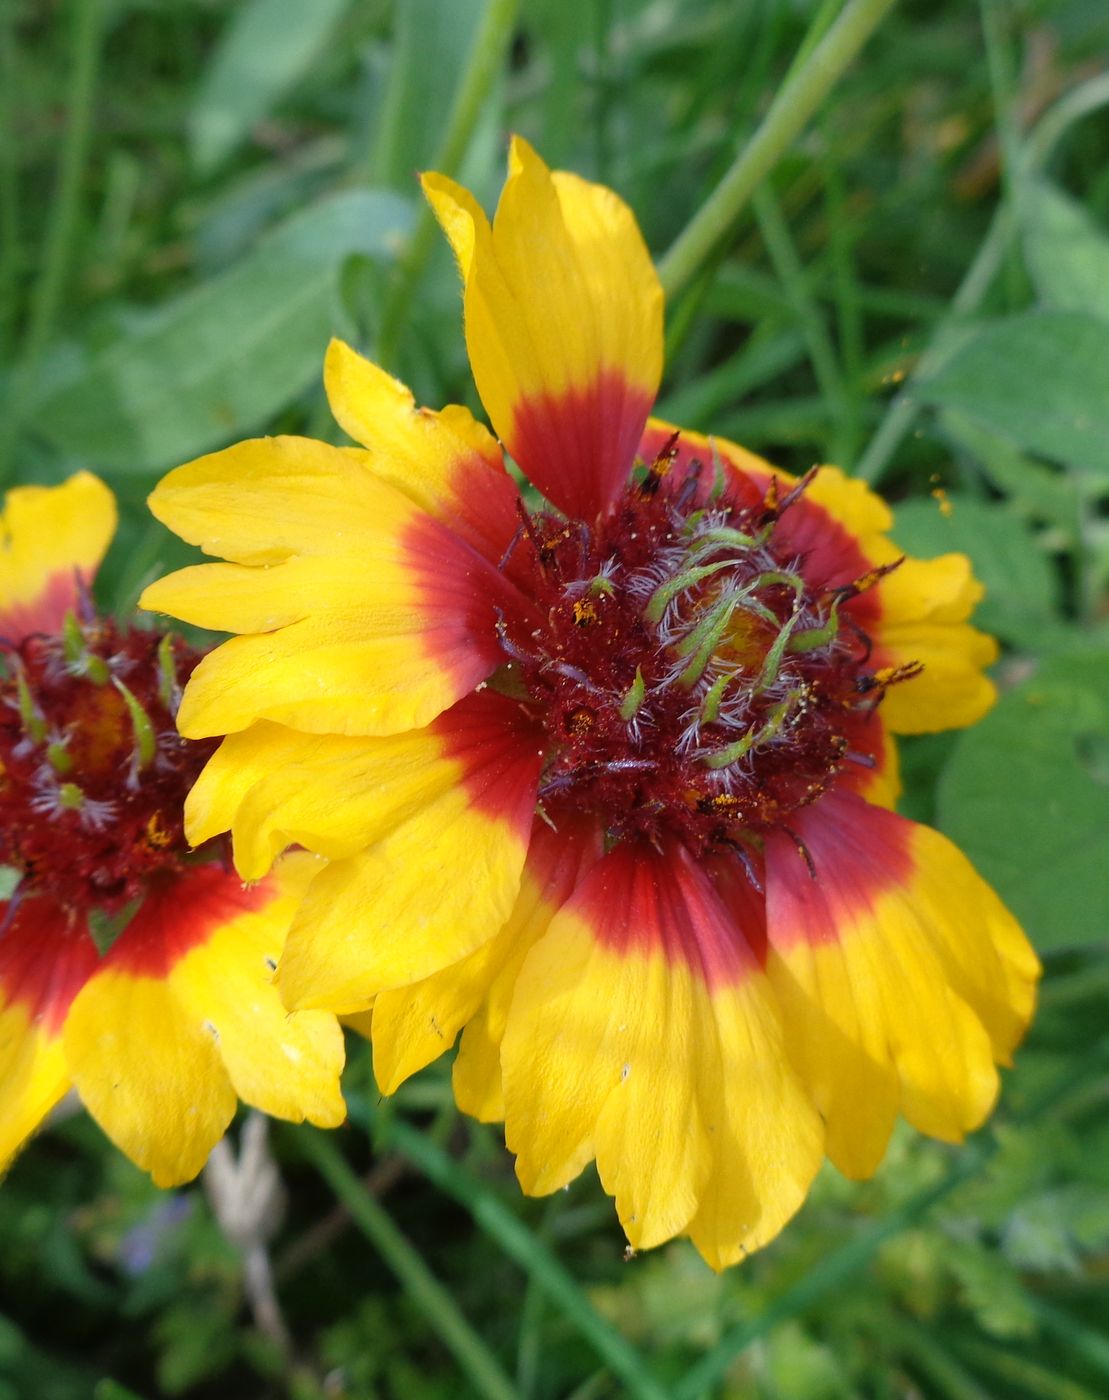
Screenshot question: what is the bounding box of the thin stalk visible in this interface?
[881,1315,991,1400]
[1025,1297,1109,1383]
[823,134,865,445]
[674,1141,989,1400]
[361,1108,671,1400]
[852,204,1012,482]
[673,1042,1109,1400]
[1024,69,1109,170]
[294,1127,518,1400]
[656,0,899,303]
[0,0,105,480]
[752,182,854,463]
[979,0,1024,305]
[855,67,1109,484]
[953,1333,1104,1400]
[375,0,519,368]
[592,0,613,184]
[0,4,21,356]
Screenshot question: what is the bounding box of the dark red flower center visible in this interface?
[0,612,216,914]
[496,446,910,858]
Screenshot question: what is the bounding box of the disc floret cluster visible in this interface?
[500,445,907,855]
[0,603,212,913]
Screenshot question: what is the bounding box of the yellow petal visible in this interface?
[502,842,823,1264]
[144,437,519,740]
[765,792,1033,1176]
[323,338,518,564]
[372,816,601,1097]
[64,967,237,1187]
[873,552,999,732]
[0,472,116,641]
[0,899,98,1168]
[424,137,663,517]
[168,856,346,1128]
[145,435,406,567]
[503,914,712,1249]
[685,970,825,1271]
[185,721,307,850]
[876,621,998,733]
[64,860,345,1186]
[192,693,536,888]
[277,694,541,1013]
[899,822,1040,1066]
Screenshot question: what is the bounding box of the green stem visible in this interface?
[752,182,853,463]
[361,1108,671,1400]
[881,1316,991,1400]
[293,1127,518,1400]
[1025,1297,1109,1383]
[592,0,613,184]
[852,204,1012,483]
[662,0,847,366]
[978,0,1024,306]
[854,66,1109,484]
[0,0,105,481]
[953,1333,1104,1400]
[375,0,519,368]
[674,1142,988,1400]
[673,1043,1109,1400]
[0,5,20,358]
[823,132,864,449]
[656,0,899,303]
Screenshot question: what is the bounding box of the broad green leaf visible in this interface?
[937,653,1109,951]
[939,410,1079,532]
[31,190,413,473]
[368,0,487,190]
[94,1384,147,1400]
[187,0,352,175]
[890,496,1059,647]
[915,311,1109,475]
[1023,180,1109,322]
[657,324,807,427]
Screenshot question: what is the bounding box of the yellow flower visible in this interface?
[143,139,1039,1267]
[0,473,345,1187]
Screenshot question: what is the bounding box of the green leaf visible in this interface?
[937,653,1109,951]
[187,0,353,175]
[94,1384,147,1400]
[154,1297,239,1396]
[367,0,488,189]
[31,190,413,473]
[915,311,1109,475]
[939,410,1079,532]
[1023,180,1109,322]
[890,496,1060,646]
[942,1237,1036,1339]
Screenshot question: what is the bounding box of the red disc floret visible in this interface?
[0,614,217,913]
[496,453,898,857]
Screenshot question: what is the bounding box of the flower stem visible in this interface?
[656,0,899,304]
[673,1043,1109,1400]
[851,205,1012,484]
[0,0,105,482]
[375,0,519,368]
[356,1106,671,1400]
[752,182,854,464]
[0,5,21,359]
[853,66,1109,484]
[293,1126,519,1400]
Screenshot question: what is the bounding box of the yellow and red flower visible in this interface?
[143,139,1039,1267]
[0,473,345,1186]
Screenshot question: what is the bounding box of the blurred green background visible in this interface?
[3,0,1109,1396]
